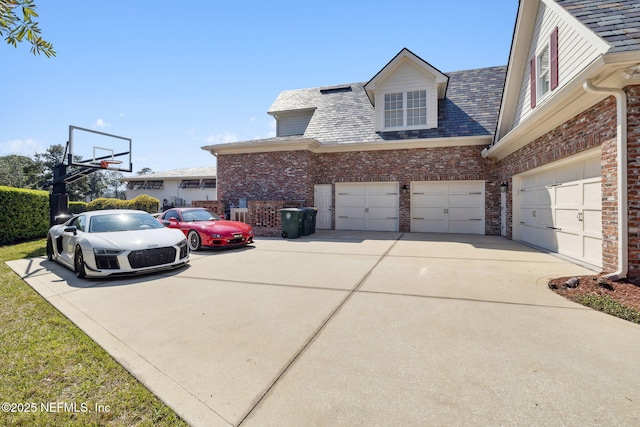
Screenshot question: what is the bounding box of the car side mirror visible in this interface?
[64,226,78,236]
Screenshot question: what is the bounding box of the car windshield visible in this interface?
[88,213,164,233]
[181,209,221,221]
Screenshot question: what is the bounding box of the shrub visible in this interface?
[87,197,126,211]
[0,186,49,245]
[68,201,88,214]
[129,195,160,213]
[87,195,159,214]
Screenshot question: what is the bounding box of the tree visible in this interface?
[33,144,91,201]
[85,170,108,201]
[0,0,55,57]
[102,170,126,200]
[137,167,153,175]
[0,154,37,187]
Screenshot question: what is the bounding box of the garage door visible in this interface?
[335,182,399,231]
[516,156,602,268]
[411,181,485,234]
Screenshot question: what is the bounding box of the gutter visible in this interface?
[583,80,628,281]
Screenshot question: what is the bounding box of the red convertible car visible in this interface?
[158,208,254,251]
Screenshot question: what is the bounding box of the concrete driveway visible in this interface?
[7,231,640,426]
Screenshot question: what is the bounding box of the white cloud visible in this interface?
[118,112,126,118]
[95,118,110,128]
[0,138,45,156]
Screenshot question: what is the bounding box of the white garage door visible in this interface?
[411,181,485,234]
[516,156,602,268]
[335,182,399,232]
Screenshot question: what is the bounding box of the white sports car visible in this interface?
[47,209,189,278]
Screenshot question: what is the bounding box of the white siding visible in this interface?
[513,2,603,127]
[277,111,313,137]
[374,60,438,131]
[126,178,217,209]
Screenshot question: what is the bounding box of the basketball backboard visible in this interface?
[68,125,132,172]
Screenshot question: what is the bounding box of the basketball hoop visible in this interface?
[100,159,123,169]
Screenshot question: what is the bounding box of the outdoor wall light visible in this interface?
[500,182,509,193]
[401,184,409,194]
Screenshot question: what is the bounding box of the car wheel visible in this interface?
[46,236,54,261]
[74,246,87,278]
[188,230,202,251]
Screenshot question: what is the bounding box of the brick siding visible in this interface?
[217,145,500,235]
[192,200,225,217]
[626,86,640,278]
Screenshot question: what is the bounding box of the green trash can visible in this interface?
[301,207,318,234]
[279,208,304,239]
[300,208,315,236]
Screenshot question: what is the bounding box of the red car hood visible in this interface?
[195,220,252,234]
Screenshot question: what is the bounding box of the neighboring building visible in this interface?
[202,0,640,281]
[122,167,217,210]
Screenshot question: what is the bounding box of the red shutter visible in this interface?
[550,26,559,90]
[530,57,537,108]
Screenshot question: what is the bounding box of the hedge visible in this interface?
[0,190,160,245]
[0,186,49,245]
[69,201,88,214]
[87,195,159,213]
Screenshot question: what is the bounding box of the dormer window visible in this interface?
[407,90,427,126]
[384,93,404,127]
[365,49,448,133]
[383,90,427,129]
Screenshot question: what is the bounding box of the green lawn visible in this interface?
[0,239,188,426]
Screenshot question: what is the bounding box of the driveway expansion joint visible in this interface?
[236,233,404,426]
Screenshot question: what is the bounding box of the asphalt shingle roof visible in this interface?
[267,65,507,145]
[558,0,640,53]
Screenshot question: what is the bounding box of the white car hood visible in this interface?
[89,228,184,250]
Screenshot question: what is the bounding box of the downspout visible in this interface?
[583,80,628,280]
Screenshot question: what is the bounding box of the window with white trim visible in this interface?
[384,90,427,129]
[407,90,427,126]
[384,93,403,128]
[530,26,559,109]
[537,45,550,98]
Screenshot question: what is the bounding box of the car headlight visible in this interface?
[210,233,223,238]
[93,248,123,255]
[248,230,254,235]
[178,239,187,247]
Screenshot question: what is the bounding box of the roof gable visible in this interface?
[364,48,449,104]
[495,0,614,141]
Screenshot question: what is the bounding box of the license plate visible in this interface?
[233,233,242,239]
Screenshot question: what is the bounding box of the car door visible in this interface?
[60,215,85,266]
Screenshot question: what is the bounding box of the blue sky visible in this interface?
[2,0,518,175]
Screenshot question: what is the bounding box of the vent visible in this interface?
[320,85,352,94]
